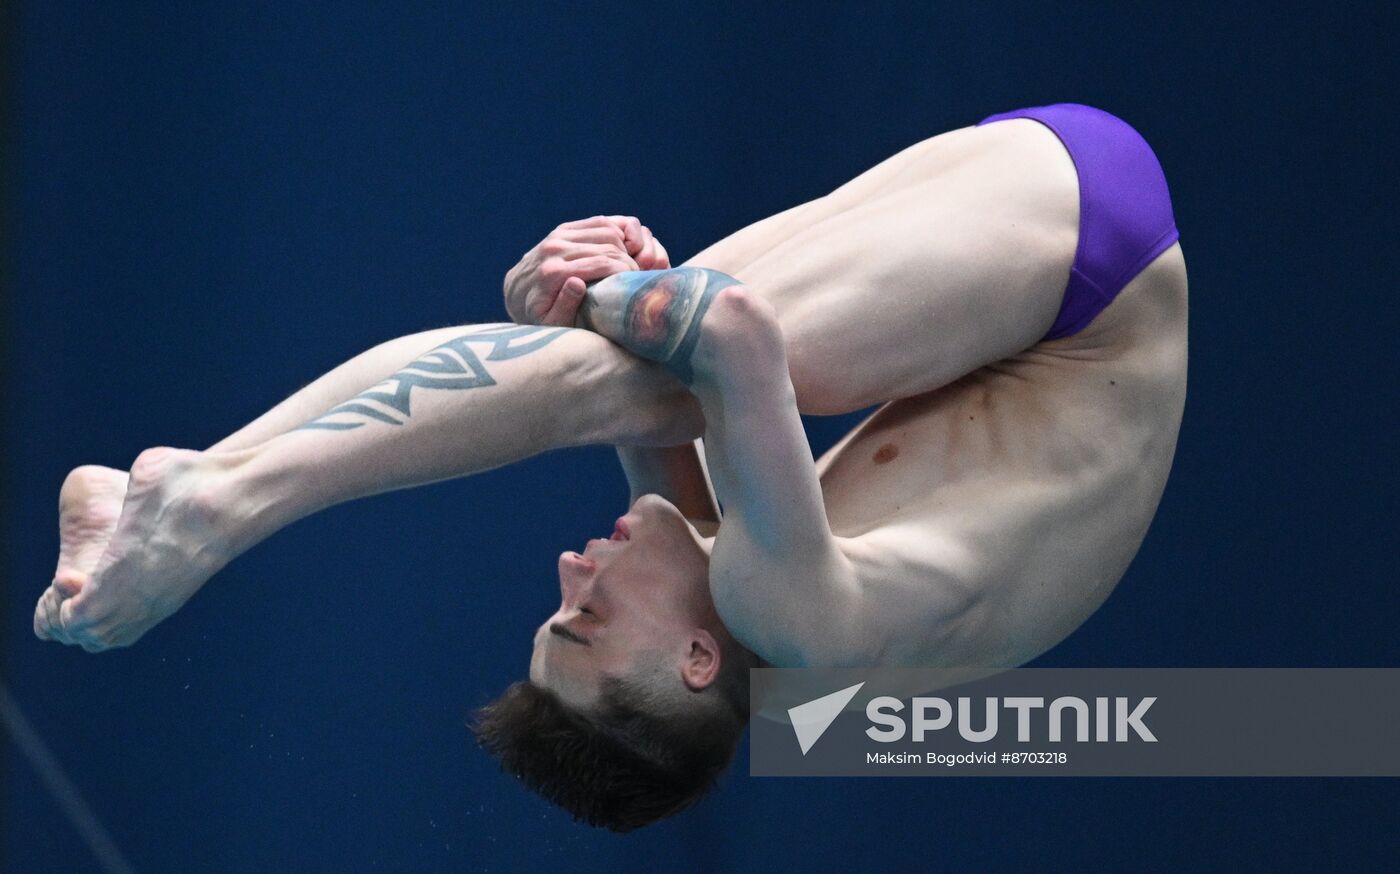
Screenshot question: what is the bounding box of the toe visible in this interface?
[53,570,87,598]
[36,588,64,642]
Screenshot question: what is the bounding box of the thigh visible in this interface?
[682,134,950,273]
[694,121,1081,414]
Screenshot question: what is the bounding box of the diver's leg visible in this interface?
[44,324,490,647]
[687,120,1080,414]
[35,324,695,651]
[681,133,951,272]
[43,322,606,643]
[208,326,497,452]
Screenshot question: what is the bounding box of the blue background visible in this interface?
[4,2,1397,871]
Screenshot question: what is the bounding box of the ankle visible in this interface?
[204,438,328,549]
[166,446,274,557]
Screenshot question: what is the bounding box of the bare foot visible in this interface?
[54,465,131,592]
[35,466,129,643]
[36,447,242,651]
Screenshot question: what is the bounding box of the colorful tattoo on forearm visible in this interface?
[293,324,568,432]
[578,267,742,384]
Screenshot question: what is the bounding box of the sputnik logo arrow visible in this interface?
[787,682,865,755]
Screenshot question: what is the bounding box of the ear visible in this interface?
[681,629,722,691]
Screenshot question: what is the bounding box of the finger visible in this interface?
[630,224,655,261]
[635,235,670,271]
[558,226,628,246]
[567,254,638,281]
[540,277,587,327]
[560,242,627,261]
[524,268,573,323]
[649,238,671,269]
[568,214,642,245]
[618,216,644,256]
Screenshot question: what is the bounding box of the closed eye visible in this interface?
[549,623,591,647]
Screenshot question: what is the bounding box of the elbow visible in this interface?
[704,283,783,352]
[688,283,788,389]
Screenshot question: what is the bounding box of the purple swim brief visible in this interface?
[979,103,1179,340]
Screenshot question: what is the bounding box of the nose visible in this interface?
[557,551,596,604]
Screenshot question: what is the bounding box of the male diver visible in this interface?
[34,104,1186,830]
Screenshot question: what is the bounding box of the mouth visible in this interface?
[610,517,632,541]
[581,517,631,556]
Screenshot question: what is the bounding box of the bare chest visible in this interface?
[816,373,1025,536]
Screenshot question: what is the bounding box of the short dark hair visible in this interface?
[471,662,749,832]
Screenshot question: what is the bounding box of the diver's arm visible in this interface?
[614,443,720,527]
[685,290,864,666]
[502,217,719,521]
[576,269,860,665]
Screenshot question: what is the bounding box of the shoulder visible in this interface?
[715,529,990,668]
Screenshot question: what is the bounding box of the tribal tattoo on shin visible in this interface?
[577,267,742,384]
[294,324,569,432]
